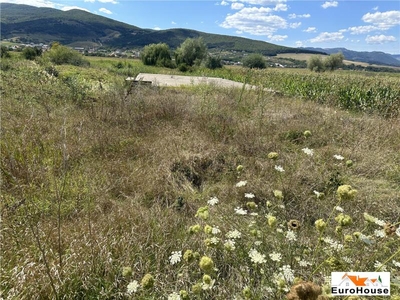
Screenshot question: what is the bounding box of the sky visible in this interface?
[1,0,400,54]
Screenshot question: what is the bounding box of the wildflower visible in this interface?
[302,147,314,156]
[346,159,353,167]
[333,154,344,160]
[268,215,277,228]
[169,251,182,265]
[250,229,261,238]
[234,207,248,215]
[281,265,295,283]
[323,237,343,251]
[226,229,242,239]
[236,180,247,187]
[342,256,353,264]
[224,239,236,251]
[250,212,258,216]
[335,213,352,226]
[199,256,214,274]
[337,185,357,201]
[268,152,279,159]
[286,281,322,300]
[344,235,353,243]
[393,260,400,268]
[245,193,255,199]
[122,266,132,277]
[273,189,284,200]
[249,248,267,264]
[243,286,252,299]
[204,225,213,234]
[335,206,344,212]
[207,197,219,206]
[285,230,297,242]
[246,201,257,209]
[188,224,201,234]
[374,261,387,271]
[374,229,386,238]
[236,165,244,172]
[312,190,324,200]
[202,274,215,290]
[269,252,282,262]
[168,292,181,300]
[375,219,386,227]
[195,206,209,220]
[191,283,202,294]
[179,290,189,300]
[275,165,285,172]
[207,237,220,246]
[254,240,262,246]
[183,250,194,262]
[211,226,221,235]
[298,260,311,267]
[141,273,154,289]
[288,219,301,230]
[127,280,139,294]
[396,227,400,237]
[303,130,312,137]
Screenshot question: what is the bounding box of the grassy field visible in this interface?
[1,54,400,299]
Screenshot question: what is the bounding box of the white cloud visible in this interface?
[99,7,112,14]
[220,0,229,5]
[153,26,161,31]
[303,27,316,33]
[348,25,379,35]
[84,0,95,2]
[295,41,304,47]
[321,1,338,9]
[98,0,118,4]
[309,31,344,43]
[0,0,56,8]
[62,6,90,12]
[372,6,379,11]
[231,3,244,10]
[274,3,287,11]
[366,34,397,44]
[289,22,301,29]
[362,10,400,30]
[171,21,177,25]
[221,0,287,6]
[220,6,287,36]
[269,34,287,41]
[288,13,310,19]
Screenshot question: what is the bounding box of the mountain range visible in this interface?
[1,3,399,67]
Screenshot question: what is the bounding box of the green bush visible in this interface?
[175,37,208,67]
[324,53,344,71]
[205,56,223,69]
[1,45,11,58]
[44,42,90,66]
[22,47,42,60]
[307,56,325,72]
[242,53,266,69]
[141,43,173,68]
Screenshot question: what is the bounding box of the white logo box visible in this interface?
[331,272,390,296]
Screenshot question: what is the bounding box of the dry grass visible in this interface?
[1,59,399,299]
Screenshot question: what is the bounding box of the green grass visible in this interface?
[1,56,399,299]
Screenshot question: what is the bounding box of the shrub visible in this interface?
[242,53,266,69]
[141,43,173,68]
[1,45,11,58]
[324,53,344,71]
[307,56,325,72]
[44,42,90,66]
[175,37,208,67]
[22,47,42,60]
[205,56,223,69]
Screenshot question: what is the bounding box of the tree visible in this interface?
[141,43,173,68]
[44,43,89,66]
[242,53,266,69]
[307,56,325,72]
[175,37,208,67]
[1,45,11,58]
[324,53,344,71]
[205,56,222,69]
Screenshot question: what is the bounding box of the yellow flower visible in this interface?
[303,130,312,137]
[188,224,201,234]
[335,213,353,226]
[141,273,154,289]
[268,152,279,159]
[192,283,202,294]
[273,190,284,200]
[337,185,357,201]
[199,256,214,274]
[122,266,132,277]
[183,250,194,262]
[204,225,212,234]
[180,290,189,299]
[268,216,277,228]
[236,165,244,172]
[246,201,257,209]
[315,219,327,232]
[195,206,209,220]
[242,286,252,299]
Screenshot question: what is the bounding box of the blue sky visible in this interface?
[2,0,400,54]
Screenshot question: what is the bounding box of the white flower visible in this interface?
[254,241,262,246]
[375,219,386,227]
[226,229,242,239]
[302,147,314,156]
[335,206,344,212]
[207,197,219,206]
[313,190,322,197]
[285,230,297,242]
[210,237,220,245]
[276,228,283,233]
[396,227,400,237]
[274,165,285,172]
[280,265,295,283]
[333,154,344,160]
[323,237,343,251]
[169,251,182,265]
[168,292,181,300]
[224,239,236,251]
[202,278,215,290]
[374,261,387,271]
[211,226,221,235]
[236,180,247,187]
[250,212,259,216]
[234,207,248,215]
[269,252,282,262]
[245,193,255,198]
[374,229,385,238]
[249,249,266,264]
[127,280,139,294]
[298,260,311,267]
[393,260,400,268]
[342,256,353,264]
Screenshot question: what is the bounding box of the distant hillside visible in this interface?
[0,3,321,56]
[393,54,400,61]
[300,47,400,67]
